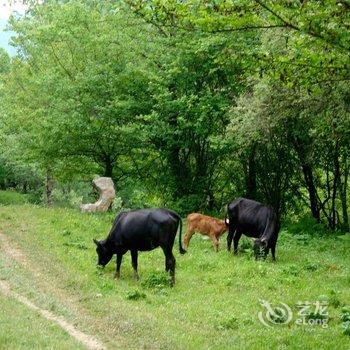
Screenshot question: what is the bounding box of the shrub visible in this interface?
[0,190,28,205]
[285,216,329,236]
[52,188,83,208]
[111,196,123,212]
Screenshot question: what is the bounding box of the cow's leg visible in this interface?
[162,247,176,286]
[115,254,123,279]
[210,235,219,252]
[130,250,139,280]
[270,240,277,261]
[227,228,234,252]
[183,227,194,250]
[233,230,242,255]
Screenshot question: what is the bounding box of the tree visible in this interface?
[127,1,349,88]
[146,31,252,213]
[0,48,10,75]
[2,1,157,184]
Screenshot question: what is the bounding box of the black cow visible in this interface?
[93,208,186,285]
[226,198,280,260]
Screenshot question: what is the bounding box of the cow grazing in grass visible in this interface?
[93,208,186,285]
[226,198,280,260]
[183,213,228,252]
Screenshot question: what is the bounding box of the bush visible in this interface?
[111,196,123,212]
[51,181,95,208]
[285,216,329,236]
[52,188,83,208]
[0,190,28,205]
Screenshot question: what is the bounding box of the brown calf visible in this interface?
[183,213,228,252]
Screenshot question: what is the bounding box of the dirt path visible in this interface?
[0,232,106,350]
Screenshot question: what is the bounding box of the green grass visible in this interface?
[0,201,349,349]
[0,190,28,205]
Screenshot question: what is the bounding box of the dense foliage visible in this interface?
[0,0,348,230]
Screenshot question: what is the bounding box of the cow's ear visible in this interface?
[93,238,100,246]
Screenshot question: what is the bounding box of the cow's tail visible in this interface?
[261,210,271,243]
[178,217,186,254]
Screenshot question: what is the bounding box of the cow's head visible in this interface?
[253,238,268,259]
[93,239,113,267]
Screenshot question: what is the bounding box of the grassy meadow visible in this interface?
[0,192,349,349]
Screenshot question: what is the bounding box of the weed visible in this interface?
[329,290,342,308]
[282,264,300,276]
[125,290,146,301]
[340,306,350,322]
[239,237,252,251]
[295,235,311,245]
[304,261,319,271]
[141,271,171,289]
[342,321,350,336]
[270,307,290,324]
[63,242,88,250]
[215,315,238,330]
[62,229,72,236]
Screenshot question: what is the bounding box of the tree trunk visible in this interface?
[206,190,215,211]
[104,156,113,178]
[340,162,349,231]
[302,164,320,222]
[331,142,341,230]
[23,181,28,193]
[45,170,54,206]
[169,145,188,199]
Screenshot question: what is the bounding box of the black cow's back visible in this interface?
[227,198,277,239]
[109,208,180,252]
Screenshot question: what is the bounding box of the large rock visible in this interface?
[81,177,115,213]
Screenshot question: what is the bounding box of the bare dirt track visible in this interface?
[0,231,106,350]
